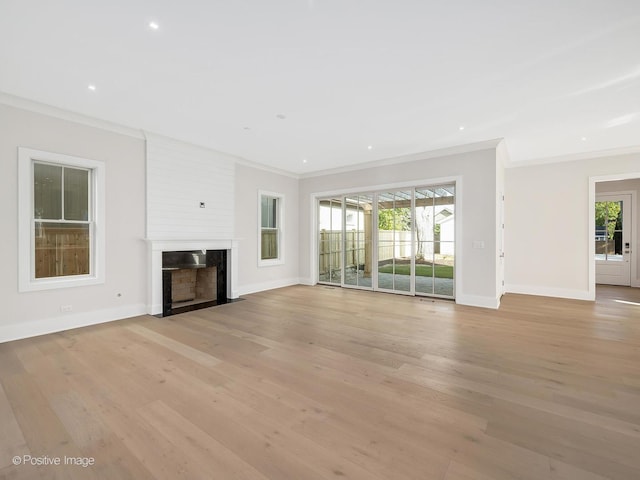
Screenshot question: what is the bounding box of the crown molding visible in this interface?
[0,91,301,179]
[0,91,145,139]
[299,138,504,179]
[142,130,299,179]
[232,156,301,179]
[509,144,640,168]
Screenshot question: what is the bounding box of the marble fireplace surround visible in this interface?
[147,239,238,315]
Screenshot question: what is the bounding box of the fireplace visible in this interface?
[162,250,227,316]
[147,239,238,316]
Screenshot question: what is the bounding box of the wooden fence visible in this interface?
[319,230,414,275]
[35,224,90,278]
[261,229,278,260]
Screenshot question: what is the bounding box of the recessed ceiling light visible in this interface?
[459,126,465,131]
[581,136,587,141]
[276,114,286,120]
[367,145,373,150]
[302,159,308,164]
[87,84,96,91]
[149,21,159,30]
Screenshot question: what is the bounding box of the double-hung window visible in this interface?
[259,191,284,266]
[19,148,105,291]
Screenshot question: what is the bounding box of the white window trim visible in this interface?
[18,147,106,292]
[258,190,285,267]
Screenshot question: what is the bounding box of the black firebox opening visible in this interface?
[162,249,228,317]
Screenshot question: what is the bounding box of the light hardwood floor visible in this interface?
[1,285,639,479]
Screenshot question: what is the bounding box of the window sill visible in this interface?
[19,274,104,293]
[258,259,285,268]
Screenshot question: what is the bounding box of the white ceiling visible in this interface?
[1,0,639,174]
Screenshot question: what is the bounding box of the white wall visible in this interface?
[0,104,147,342]
[298,146,501,308]
[234,164,300,295]
[596,178,640,286]
[505,153,640,299]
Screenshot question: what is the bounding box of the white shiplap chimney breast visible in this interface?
[145,133,235,240]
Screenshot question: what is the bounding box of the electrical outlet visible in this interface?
[60,305,73,313]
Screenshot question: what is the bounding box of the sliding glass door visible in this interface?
[317,184,455,299]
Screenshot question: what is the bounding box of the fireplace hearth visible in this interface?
[162,249,227,316]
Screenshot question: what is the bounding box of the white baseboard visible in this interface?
[0,303,148,344]
[149,302,163,316]
[504,284,594,301]
[236,277,301,296]
[288,279,502,309]
[456,294,500,309]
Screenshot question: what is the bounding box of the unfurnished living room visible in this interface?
[1,1,639,479]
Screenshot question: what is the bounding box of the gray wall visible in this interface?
[505,153,640,298]
[234,163,300,294]
[0,104,147,342]
[298,147,501,308]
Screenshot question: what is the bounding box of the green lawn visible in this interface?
[378,264,453,279]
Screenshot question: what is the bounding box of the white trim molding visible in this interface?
[1,91,144,139]
[236,277,301,296]
[18,147,106,292]
[300,139,502,179]
[0,303,147,344]
[456,294,501,309]
[504,284,593,302]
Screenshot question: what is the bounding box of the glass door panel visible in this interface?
[595,195,631,286]
[595,200,623,261]
[377,190,412,293]
[415,185,455,297]
[344,194,373,288]
[318,198,343,285]
[415,188,435,295]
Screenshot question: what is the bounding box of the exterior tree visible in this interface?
[595,201,621,240]
[378,208,411,231]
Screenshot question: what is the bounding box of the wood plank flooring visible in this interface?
[0,285,639,479]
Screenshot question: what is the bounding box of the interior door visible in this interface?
[595,194,631,286]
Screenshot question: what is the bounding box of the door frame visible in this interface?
[589,173,640,299]
[310,175,462,298]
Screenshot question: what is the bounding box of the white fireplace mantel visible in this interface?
[146,238,239,315]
